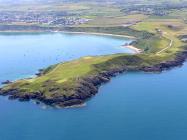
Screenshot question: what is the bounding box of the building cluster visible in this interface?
[0,11,89,26]
[123,6,168,16]
[122,3,187,16]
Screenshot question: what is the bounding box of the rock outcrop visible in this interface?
[1,50,187,108]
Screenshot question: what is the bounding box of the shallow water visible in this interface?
[0,33,187,140]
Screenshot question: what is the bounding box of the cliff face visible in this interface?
[68,49,187,107]
[141,50,187,72]
[1,49,187,108]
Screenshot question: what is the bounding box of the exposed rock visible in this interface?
[1,80,12,85]
[141,50,187,72]
[0,49,187,108]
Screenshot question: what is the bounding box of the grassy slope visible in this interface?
[2,31,186,100]
[132,18,186,54]
[2,53,173,98]
[1,8,187,104]
[3,56,112,96]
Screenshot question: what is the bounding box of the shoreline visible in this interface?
[122,45,142,54]
[59,31,136,39]
[1,29,186,108]
[0,30,140,54]
[0,30,136,39]
[1,48,187,108]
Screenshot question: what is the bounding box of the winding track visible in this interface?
[156,33,173,55]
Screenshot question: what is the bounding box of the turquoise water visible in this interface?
[1,33,187,140]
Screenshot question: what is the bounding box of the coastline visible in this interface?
[0,27,186,108]
[0,30,136,39]
[59,31,136,39]
[0,30,140,54]
[1,48,187,108]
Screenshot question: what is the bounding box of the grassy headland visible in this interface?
[1,21,187,107]
[1,1,187,107]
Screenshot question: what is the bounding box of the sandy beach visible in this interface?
[59,31,136,39]
[0,30,136,39]
[122,45,142,54]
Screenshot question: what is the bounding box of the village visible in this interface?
[0,11,89,26]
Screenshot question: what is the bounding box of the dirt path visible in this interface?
[156,33,173,55]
